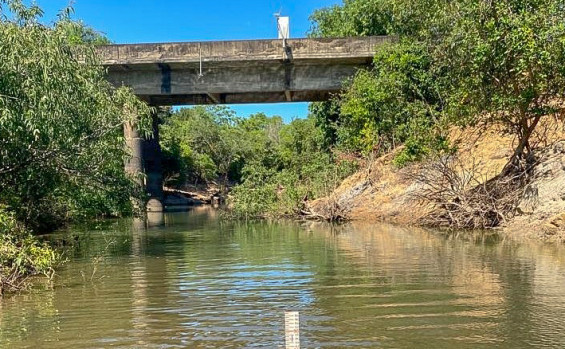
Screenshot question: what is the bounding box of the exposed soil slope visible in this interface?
[308,123,565,243]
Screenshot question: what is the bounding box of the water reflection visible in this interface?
[131,221,148,347]
[1,209,564,348]
[146,212,164,228]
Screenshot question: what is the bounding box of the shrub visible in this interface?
[0,207,57,295]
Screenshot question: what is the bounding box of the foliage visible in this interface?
[230,117,357,218]
[57,19,111,46]
[0,0,151,231]
[0,207,57,294]
[309,100,341,151]
[309,0,392,37]
[228,164,279,218]
[161,106,357,218]
[309,0,453,165]
[310,0,454,40]
[310,0,565,171]
[438,0,565,166]
[160,106,245,186]
[337,42,449,164]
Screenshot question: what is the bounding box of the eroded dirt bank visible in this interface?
[309,124,565,243]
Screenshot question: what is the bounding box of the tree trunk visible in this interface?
[502,114,542,175]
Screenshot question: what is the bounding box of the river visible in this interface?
[1,207,565,348]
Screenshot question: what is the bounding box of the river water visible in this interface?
[1,207,565,348]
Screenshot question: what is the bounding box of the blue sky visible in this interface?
[33,0,342,122]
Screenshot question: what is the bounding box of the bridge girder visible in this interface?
[99,36,392,106]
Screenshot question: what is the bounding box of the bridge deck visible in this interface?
[99,36,391,105]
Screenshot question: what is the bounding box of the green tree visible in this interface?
[309,0,392,37]
[231,117,357,218]
[0,0,151,231]
[160,106,244,187]
[440,0,565,168]
[309,0,452,165]
[0,206,57,294]
[309,100,341,151]
[339,42,448,163]
[0,0,150,292]
[57,20,111,46]
[311,0,565,170]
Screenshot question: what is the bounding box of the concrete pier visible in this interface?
[124,122,144,184]
[124,114,164,212]
[143,112,164,212]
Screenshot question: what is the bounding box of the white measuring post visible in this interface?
[275,15,290,49]
[285,311,300,349]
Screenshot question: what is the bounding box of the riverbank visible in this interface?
[308,122,565,243]
[164,182,228,208]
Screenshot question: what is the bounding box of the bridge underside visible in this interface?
[101,37,390,106]
[139,90,335,106]
[106,58,371,105]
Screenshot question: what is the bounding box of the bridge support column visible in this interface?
[143,111,164,212]
[124,112,164,213]
[124,121,145,211]
[124,122,144,183]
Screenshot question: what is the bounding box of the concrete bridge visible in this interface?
[99,36,391,211]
